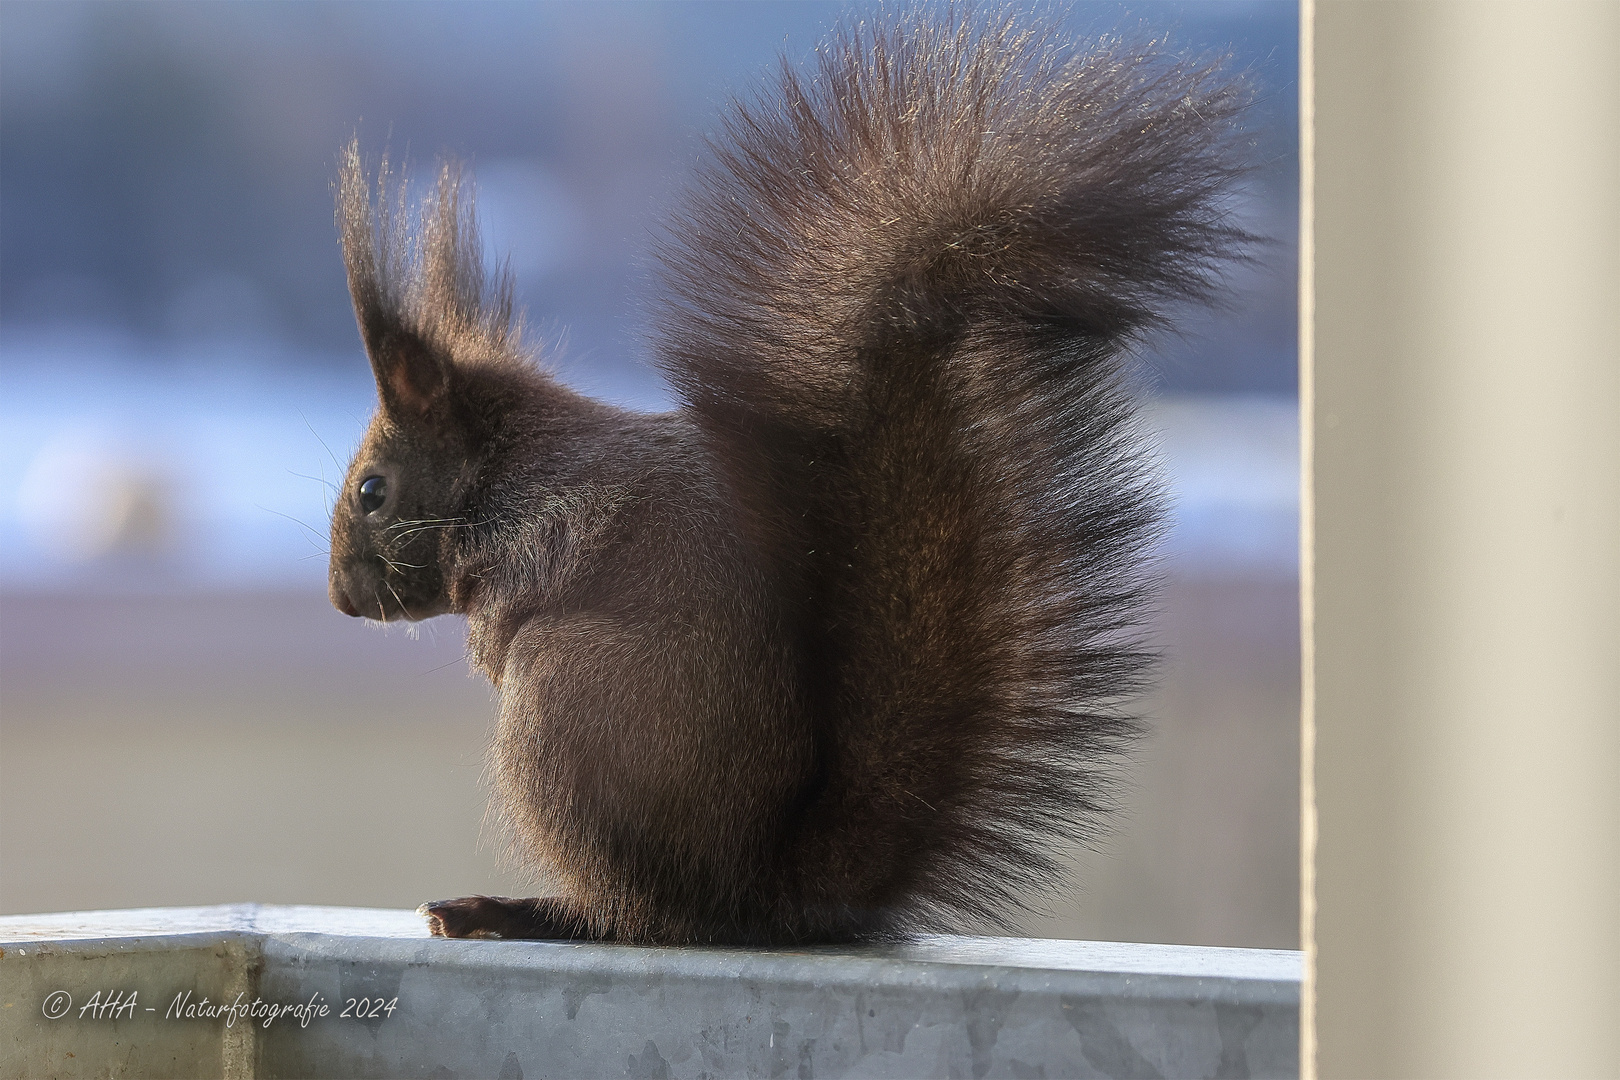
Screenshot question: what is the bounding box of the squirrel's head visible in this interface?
[327,143,520,622]
[329,326,468,621]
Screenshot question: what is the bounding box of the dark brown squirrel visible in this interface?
[325,7,1249,945]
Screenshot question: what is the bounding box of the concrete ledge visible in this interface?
[0,905,1301,1079]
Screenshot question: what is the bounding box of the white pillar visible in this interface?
[1305,2,1620,1077]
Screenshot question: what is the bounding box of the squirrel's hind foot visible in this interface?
[417,896,602,940]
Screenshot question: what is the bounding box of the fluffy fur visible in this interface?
[326,6,1249,944]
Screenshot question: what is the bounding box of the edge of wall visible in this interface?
[2,904,1302,1079]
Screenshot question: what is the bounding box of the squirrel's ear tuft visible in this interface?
[370,327,450,420]
[337,138,521,422]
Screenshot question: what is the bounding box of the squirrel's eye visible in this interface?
[358,475,388,514]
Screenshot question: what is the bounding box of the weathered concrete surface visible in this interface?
[1,905,1301,1079]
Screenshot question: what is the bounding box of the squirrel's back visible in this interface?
[651,8,1250,937]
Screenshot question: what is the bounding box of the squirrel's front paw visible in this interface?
[418,896,511,938]
[418,895,591,940]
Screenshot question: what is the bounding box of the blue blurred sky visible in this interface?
[0,1,1298,591]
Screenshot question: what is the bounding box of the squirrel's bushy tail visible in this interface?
[653,7,1251,935]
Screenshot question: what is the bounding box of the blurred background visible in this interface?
[0,1,1299,949]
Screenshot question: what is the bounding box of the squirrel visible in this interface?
[325,7,1249,945]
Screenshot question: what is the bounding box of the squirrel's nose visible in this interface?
[330,582,361,618]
